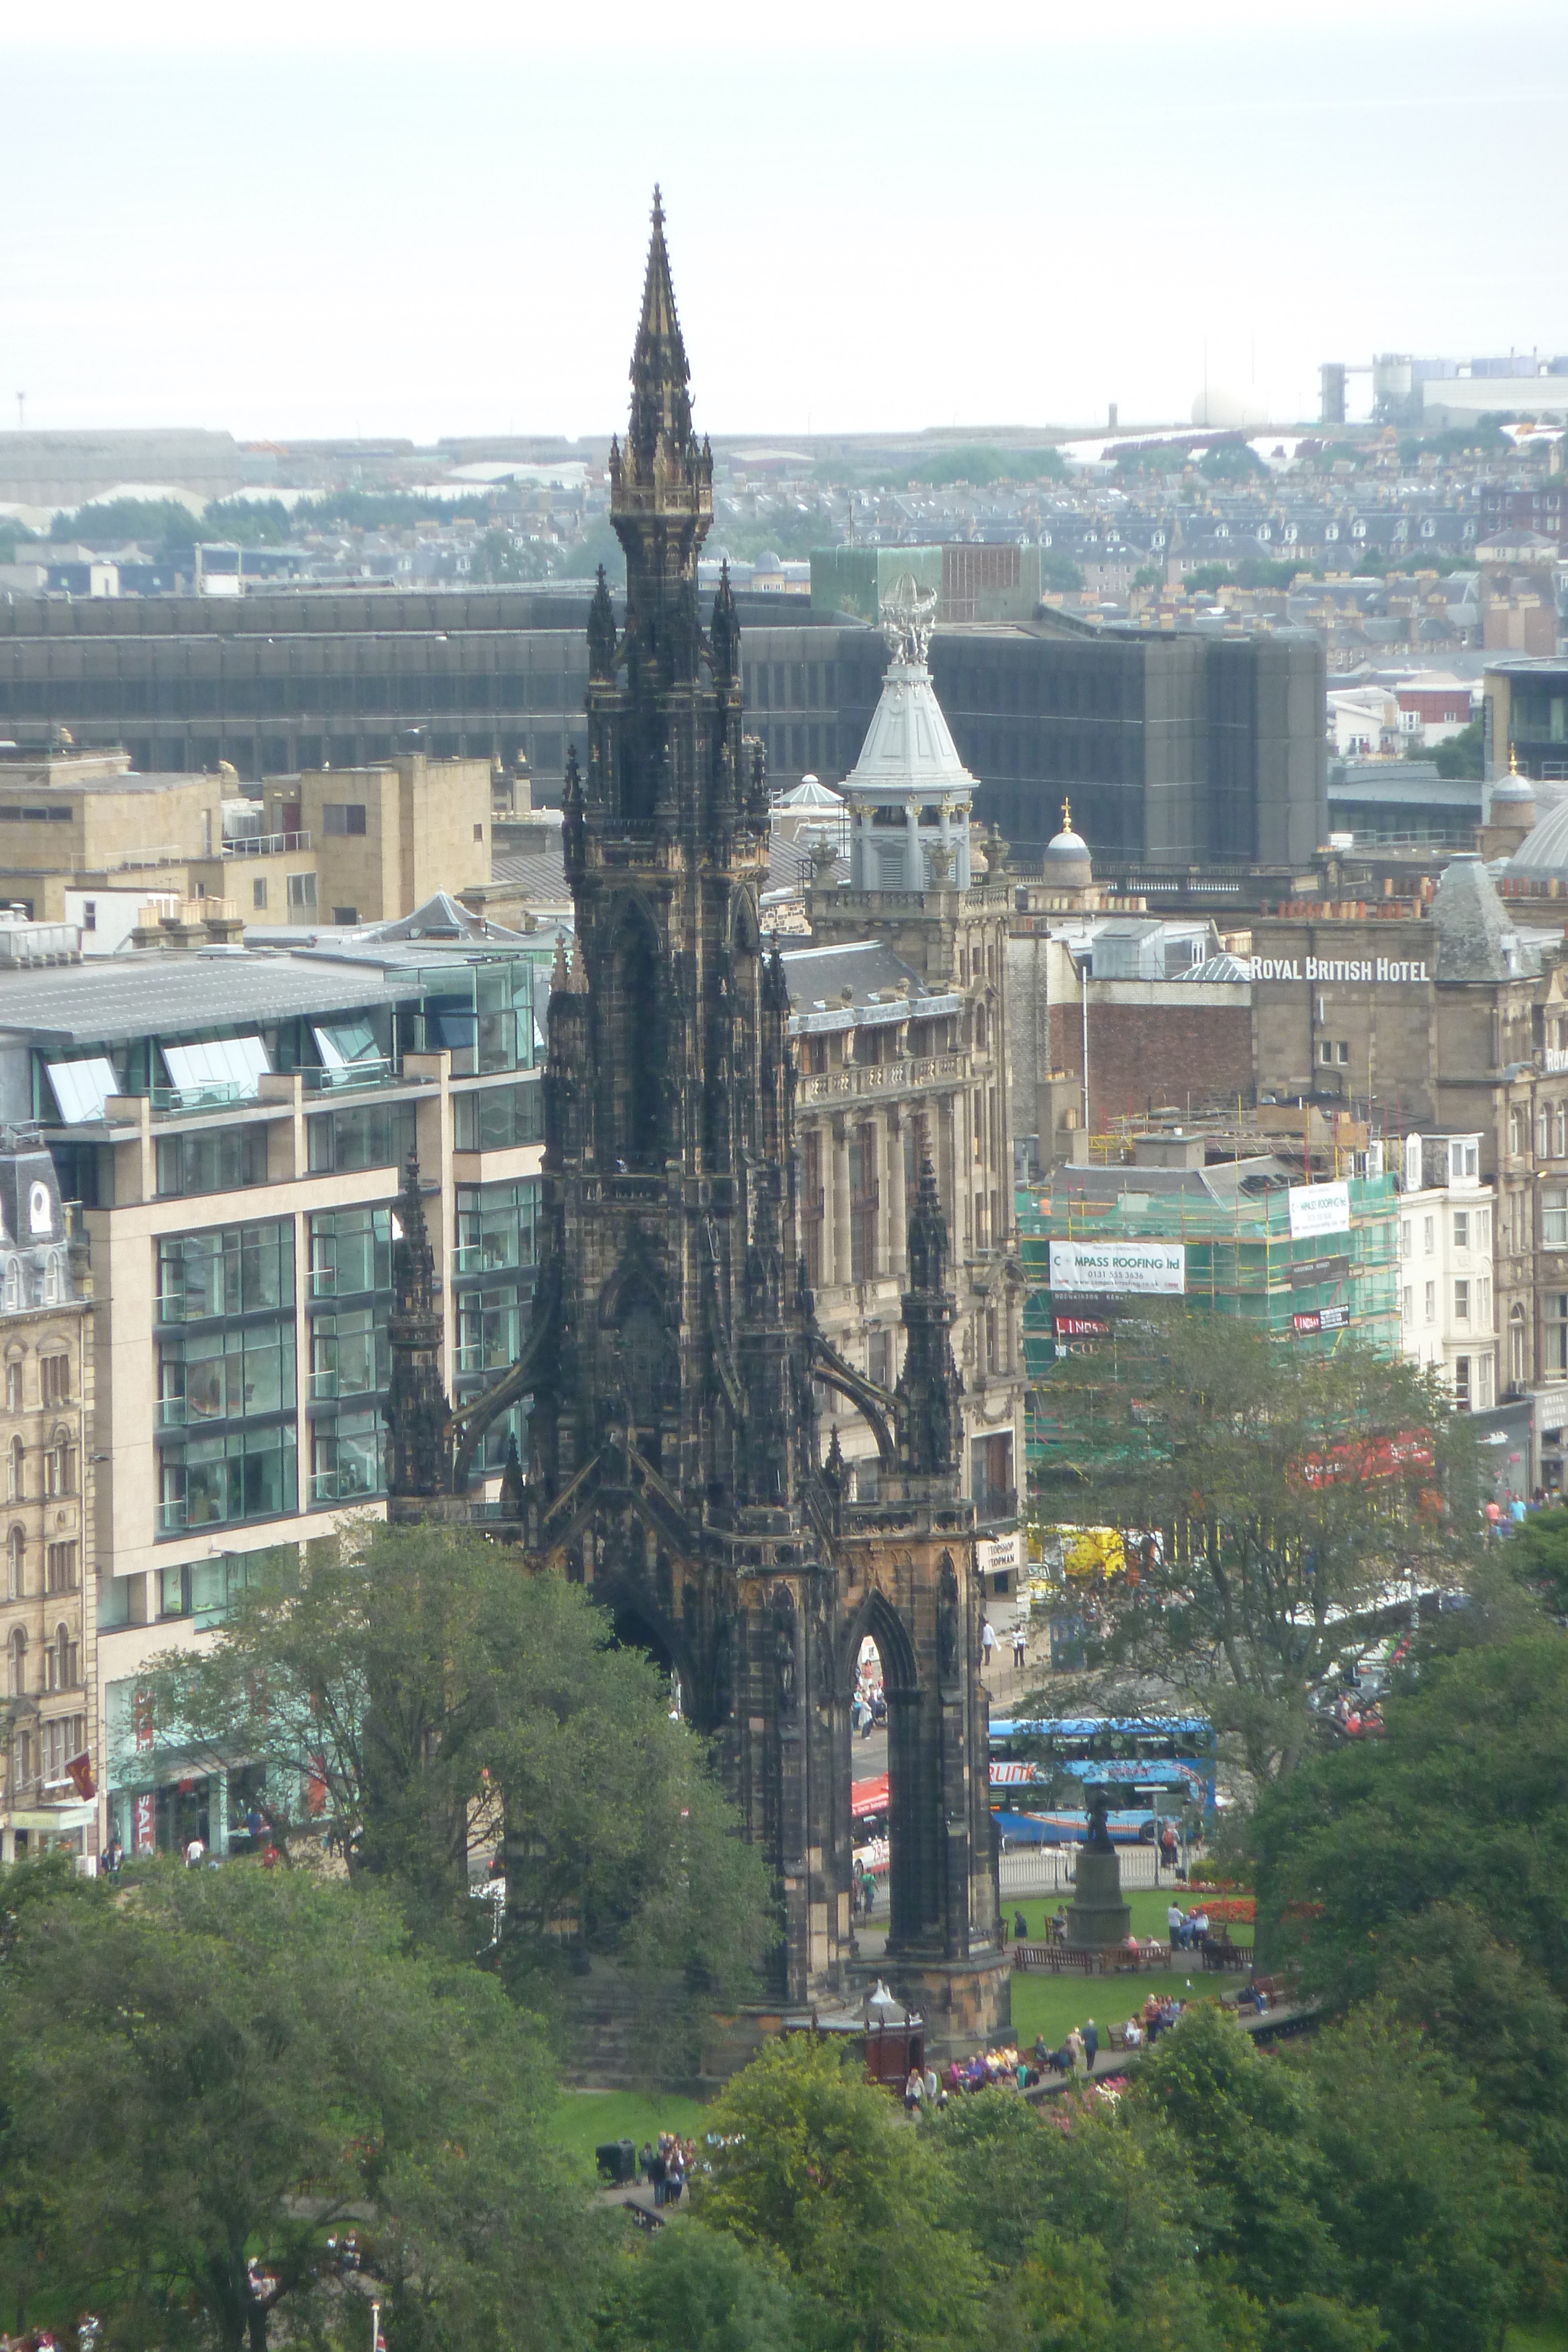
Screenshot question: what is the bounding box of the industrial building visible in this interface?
[0,582,1327,874]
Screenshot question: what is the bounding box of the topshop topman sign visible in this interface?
[1248,956,1431,984]
[1049,1239,1186,1297]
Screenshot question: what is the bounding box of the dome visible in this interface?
[1042,799,1093,889]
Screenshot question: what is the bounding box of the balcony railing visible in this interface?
[797,1051,967,1107]
[222,829,312,858]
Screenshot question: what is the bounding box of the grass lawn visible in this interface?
[1007,1890,1253,1949]
[1505,2328,1568,2352]
[1008,1965,1227,2054]
[547,2089,710,2170]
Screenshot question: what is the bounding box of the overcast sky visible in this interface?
[3,0,1564,446]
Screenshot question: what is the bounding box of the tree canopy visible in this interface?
[0,1862,598,2352]
[139,1526,774,2003]
[1035,1313,1479,1779]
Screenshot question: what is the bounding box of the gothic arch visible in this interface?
[840,1581,918,1703]
[595,1576,700,1717]
[603,895,663,1168]
[730,886,761,957]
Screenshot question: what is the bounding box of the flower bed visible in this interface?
[1203,1896,1256,1926]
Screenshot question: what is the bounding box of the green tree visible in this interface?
[1035,1314,1480,1779]
[1431,717,1484,781]
[1199,444,1265,482]
[1131,564,1164,591]
[594,2221,799,2352]
[0,1863,597,2351]
[51,496,203,548]
[693,2036,988,2350]
[141,1527,774,2004]
[1040,546,1085,593]
[470,526,551,584]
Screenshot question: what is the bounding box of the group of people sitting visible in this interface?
[637,2133,697,2208]
[1166,1901,1211,1949]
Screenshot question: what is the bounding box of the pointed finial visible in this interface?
[1509,740,1519,777]
[1061,796,1072,831]
[651,182,663,227]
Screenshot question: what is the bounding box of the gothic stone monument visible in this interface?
[387,194,1009,2059]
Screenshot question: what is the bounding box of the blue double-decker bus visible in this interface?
[988,1715,1216,1845]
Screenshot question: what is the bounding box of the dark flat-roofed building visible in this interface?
[0,586,1325,873]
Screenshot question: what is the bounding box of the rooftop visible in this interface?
[0,947,406,1050]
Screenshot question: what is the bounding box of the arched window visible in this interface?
[6,1625,26,1699]
[44,1431,69,1499]
[7,1527,22,1601]
[1,1261,18,1314]
[5,1361,20,1414]
[8,1436,23,1502]
[608,903,661,1168]
[1510,1304,1529,1388]
[42,1252,61,1306]
[46,1623,77,1693]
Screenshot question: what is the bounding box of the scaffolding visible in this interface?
[1018,1174,1401,1471]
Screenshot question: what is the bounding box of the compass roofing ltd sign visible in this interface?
[1049,1239,1186,1297]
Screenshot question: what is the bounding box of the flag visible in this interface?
[66,1752,96,1800]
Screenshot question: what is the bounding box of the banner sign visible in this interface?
[1288,1181,1351,1241]
[1293,1305,1349,1337]
[977,1529,1023,1577]
[1049,1240,1185,1297]
[1054,1313,1111,1338]
[1289,1254,1350,1290]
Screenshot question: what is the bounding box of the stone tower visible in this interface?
[473,196,1008,2050]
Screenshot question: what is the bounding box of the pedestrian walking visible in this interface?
[1083,2016,1099,2073]
[1065,2025,1086,2077]
[981,1618,997,1669]
[904,2065,925,2115]
[1012,1622,1027,1672]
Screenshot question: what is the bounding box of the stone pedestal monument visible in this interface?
[1063,1786,1131,1950]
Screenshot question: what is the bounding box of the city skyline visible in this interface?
[4,0,1566,445]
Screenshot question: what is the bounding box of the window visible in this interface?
[6,1625,25,1698]
[44,1622,78,1693]
[11,1728,29,1793]
[1545,1184,1568,1248]
[4,1361,19,1412]
[6,1528,20,1599]
[1557,1104,1567,1161]
[45,1541,78,1593]
[82,901,96,932]
[473,823,484,842]
[1479,1207,1492,1251]
[1480,1354,1495,1408]
[452,1080,544,1152]
[41,1714,85,1788]
[158,1220,293,1323]
[1455,1279,1470,1323]
[6,1435,21,1499]
[322,802,367,836]
[287,871,317,912]
[39,1354,69,1406]
[156,1124,268,1199]
[1423,1216,1435,1255]
[306,1099,417,1175]
[252,878,268,910]
[1402,1286,1413,1322]
[1511,1304,1529,1387]
[1549,1294,1568,1377]
[1482,1276,1493,1326]
[1425,1281,1436,1322]
[309,1206,393,1299]
[1455,1356,1472,1411]
[43,1432,70,1497]
[1453,1211,1469,1251]
[1540,1108,1553,1160]
[332,907,359,927]
[1512,1106,1526,1156]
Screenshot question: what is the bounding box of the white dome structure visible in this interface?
[1041,800,1094,890]
[845,574,977,893]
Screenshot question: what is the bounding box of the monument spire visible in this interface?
[628,182,694,465]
